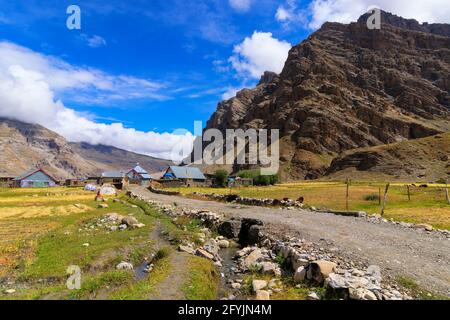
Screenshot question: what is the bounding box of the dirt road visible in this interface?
[130,187,450,296]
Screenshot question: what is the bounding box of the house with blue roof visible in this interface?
[126,163,152,186]
[12,168,58,188]
[162,166,207,187]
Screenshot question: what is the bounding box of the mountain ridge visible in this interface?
[202,10,450,181]
[0,117,171,180]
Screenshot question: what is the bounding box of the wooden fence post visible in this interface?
[378,187,381,206]
[407,185,411,202]
[446,180,450,205]
[345,178,351,211]
[381,183,390,217]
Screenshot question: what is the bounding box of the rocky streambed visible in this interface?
[127,190,418,300]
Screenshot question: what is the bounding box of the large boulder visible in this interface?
[99,184,117,196]
[241,249,264,269]
[238,218,263,246]
[306,260,337,284]
[218,220,241,239]
[252,280,268,292]
[121,216,139,227]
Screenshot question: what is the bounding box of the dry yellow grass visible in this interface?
[0,188,94,276]
[0,204,91,220]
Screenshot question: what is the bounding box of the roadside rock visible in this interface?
[307,261,337,284]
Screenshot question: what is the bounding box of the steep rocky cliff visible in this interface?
[204,11,450,181]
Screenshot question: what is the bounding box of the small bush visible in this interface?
[154,247,171,261]
[213,170,229,187]
[363,193,380,201]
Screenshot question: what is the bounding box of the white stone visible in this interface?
[294,266,307,283]
[116,262,134,270]
[252,280,268,292]
[255,290,270,300]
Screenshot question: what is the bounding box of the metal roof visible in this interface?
[132,164,148,174]
[127,164,152,180]
[13,168,57,182]
[101,171,124,178]
[168,166,206,180]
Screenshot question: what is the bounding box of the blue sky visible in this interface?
[0,0,448,159]
[0,0,310,133]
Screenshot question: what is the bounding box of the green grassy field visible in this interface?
[168,182,450,230]
[0,187,219,300]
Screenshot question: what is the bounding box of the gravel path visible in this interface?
[130,187,450,296]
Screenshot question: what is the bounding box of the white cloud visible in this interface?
[229,31,292,79]
[306,0,450,30]
[81,34,107,48]
[0,41,193,160]
[221,87,241,100]
[276,7,292,22]
[0,42,168,106]
[229,0,252,12]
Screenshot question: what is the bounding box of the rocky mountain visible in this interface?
[204,11,450,181]
[0,118,171,180]
[326,132,450,182]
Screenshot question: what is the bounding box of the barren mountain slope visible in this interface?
[204,11,450,181]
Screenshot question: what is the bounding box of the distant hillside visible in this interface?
[70,142,172,174]
[0,118,172,180]
[326,133,450,182]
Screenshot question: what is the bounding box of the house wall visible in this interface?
[17,171,57,188]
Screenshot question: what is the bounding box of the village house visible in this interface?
[98,171,125,189]
[0,174,15,188]
[161,166,207,187]
[125,164,152,187]
[12,168,58,188]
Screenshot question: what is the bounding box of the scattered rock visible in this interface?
[349,288,378,300]
[179,245,195,255]
[121,216,139,227]
[241,249,264,269]
[4,289,16,294]
[307,260,337,284]
[252,280,268,292]
[294,266,307,283]
[307,292,320,300]
[116,262,134,270]
[255,290,270,300]
[231,283,241,289]
[98,203,109,209]
[195,248,215,260]
[218,240,230,249]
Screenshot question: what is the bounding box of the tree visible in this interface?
[214,170,228,188]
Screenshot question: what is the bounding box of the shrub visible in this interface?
[237,169,278,186]
[363,193,380,201]
[213,170,228,187]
